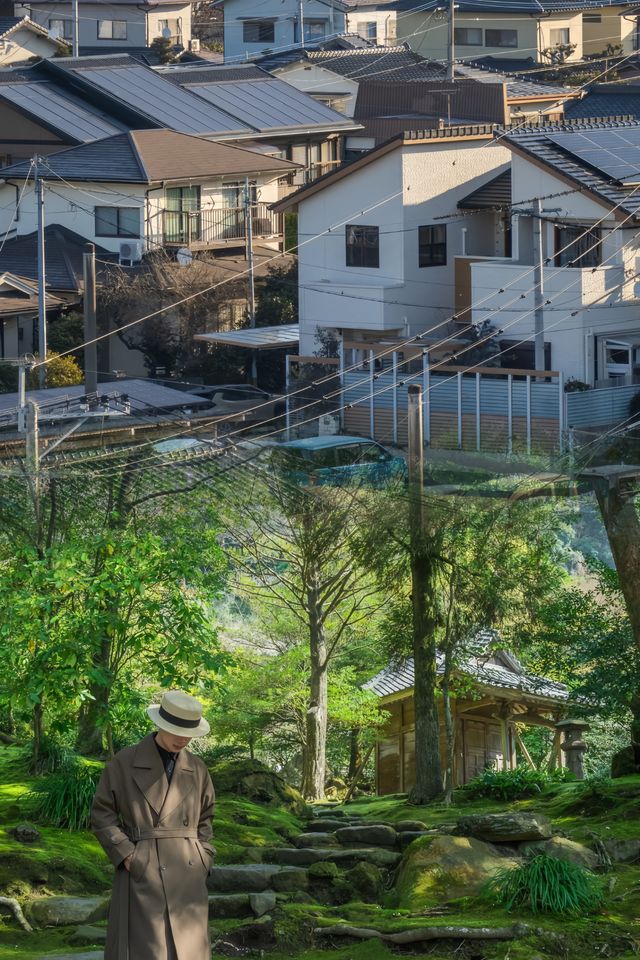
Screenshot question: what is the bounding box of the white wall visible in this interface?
[21,1,192,47]
[0,24,61,63]
[296,136,511,352]
[222,0,346,63]
[344,9,396,45]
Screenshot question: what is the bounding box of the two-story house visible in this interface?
[390,0,640,65]
[15,0,195,52]
[215,0,347,63]
[0,129,297,256]
[0,15,67,63]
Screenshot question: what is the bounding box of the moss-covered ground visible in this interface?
[3,745,640,959]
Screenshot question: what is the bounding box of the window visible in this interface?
[555,223,602,268]
[158,17,181,40]
[49,17,73,38]
[550,27,570,45]
[242,19,275,43]
[98,19,127,39]
[95,206,140,238]
[345,224,379,268]
[485,28,518,48]
[583,13,601,23]
[454,26,483,45]
[418,224,447,267]
[357,20,377,41]
[294,19,327,42]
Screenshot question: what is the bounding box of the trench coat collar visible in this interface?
[132,733,196,817]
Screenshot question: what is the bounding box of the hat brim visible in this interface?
[147,705,210,738]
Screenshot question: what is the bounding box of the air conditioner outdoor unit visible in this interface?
[189,38,200,51]
[119,240,143,266]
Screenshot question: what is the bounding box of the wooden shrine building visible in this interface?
[366,634,571,794]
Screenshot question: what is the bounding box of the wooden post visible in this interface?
[514,727,537,771]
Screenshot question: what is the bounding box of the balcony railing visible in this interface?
[161,203,283,247]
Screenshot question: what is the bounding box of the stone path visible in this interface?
[30,804,428,959]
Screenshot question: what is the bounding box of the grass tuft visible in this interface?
[485,855,604,917]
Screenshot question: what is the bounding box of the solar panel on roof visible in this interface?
[72,65,253,136]
[0,82,123,141]
[185,79,350,131]
[548,128,640,184]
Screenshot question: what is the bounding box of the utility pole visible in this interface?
[407,384,443,802]
[298,0,305,48]
[532,197,545,373]
[83,242,97,395]
[25,399,41,540]
[447,0,455,81]
[244,176,257,385]
[72,0,79,57]
[35,156,47,389]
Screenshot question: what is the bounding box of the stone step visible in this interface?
[68,925,107,947]
[262,846,401,868]
[37,954,103,960]
[26,896,110,927]
[208,892,276,919]
[335,825,398,847]
[207,864,281,893]
[303,818,353,833]
[294,832,339,848]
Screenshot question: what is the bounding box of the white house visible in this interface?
[217,0,347,63]
[15,0,194,51]
[0,129,297,257]
[458,119,640,388]
[0,15,67,63]
[274,125,511,354]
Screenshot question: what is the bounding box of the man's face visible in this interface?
[156,728,193,753]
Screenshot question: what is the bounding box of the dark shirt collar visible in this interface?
[153,732,178,776]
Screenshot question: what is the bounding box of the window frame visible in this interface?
[485,28,518,48]
[49,17,73,38]
[94,206,141,239]
[242,18,275,43]
[294,18,328,43]
[583,13,601,22]
[554,223,602,268]
[418,224,447,268]
[97,18,128,39]
[454,26,483,46]
[345,223,380,269]
[549,27,570,46]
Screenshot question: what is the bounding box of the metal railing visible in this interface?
[161,203,282,246]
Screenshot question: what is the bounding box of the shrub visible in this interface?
[463,766,574,802]
[26,756,102,830]
[485,855,603,917]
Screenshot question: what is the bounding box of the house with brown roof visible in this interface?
[0,271,62,359]
[0,129,298,258]
[366,632,571,793]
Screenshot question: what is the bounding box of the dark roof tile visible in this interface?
[0,225,109,291]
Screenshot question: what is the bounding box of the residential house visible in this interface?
[389,0,640,66]
[0,271,62,358]
[15,0,195,52]
[215,0,347,64]
[0,129,297,256]
[456,118,640,393]
[344,0,397,45]
[367,634,570,792]
[255,44,574,155]
[564,80,640,120]
[0,15,67,63]
[273,124,512,355]
[0,55,358,182]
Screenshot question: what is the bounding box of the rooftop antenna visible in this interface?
[447,0,455,81]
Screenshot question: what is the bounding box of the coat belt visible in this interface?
[128,827,199,840]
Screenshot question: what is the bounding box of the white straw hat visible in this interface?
[147,690,210,738]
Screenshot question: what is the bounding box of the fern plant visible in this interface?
[485,855,603,917]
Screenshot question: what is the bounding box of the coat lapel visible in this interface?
[159,748,196,820]
[132,734,168,816]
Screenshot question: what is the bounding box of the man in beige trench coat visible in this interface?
[91,690,215,960]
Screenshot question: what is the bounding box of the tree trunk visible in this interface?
[301,577,328,800]
[409,549,443,804]
[76,636,111,756]
[348,727,362,781]
[442,669,455,805]
[596,486,640,764]
[32,700,43,772]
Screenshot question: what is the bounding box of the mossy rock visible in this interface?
[394,835,519,909]
[342,862,384,903]
[211,760,306,815]
[308,861,340,880]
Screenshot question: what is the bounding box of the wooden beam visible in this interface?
[513,727,537,771]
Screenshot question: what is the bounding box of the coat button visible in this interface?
[160,865,166,871]
[189,860,194,866]
[183,818,189,826]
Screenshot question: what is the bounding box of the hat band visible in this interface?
[159,705,201,729]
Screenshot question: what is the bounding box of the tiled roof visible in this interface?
[159,64,270,83]
[501,118,640,218]
[0,226,109,292]
[0,80,126,143]
[365,637,570,703]
[0,15,54,39]
[565,84,640,120]
[0,129,296,182]
[354,79,507,126]
[388,0,636,12]
[0,272,62,316]
[458,168,512,208]
[455,63,569,100]
[254,33,372,69]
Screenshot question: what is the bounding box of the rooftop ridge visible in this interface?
[501,115,639,136]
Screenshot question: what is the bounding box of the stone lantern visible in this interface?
[556,719,590,779]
